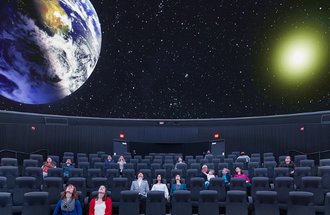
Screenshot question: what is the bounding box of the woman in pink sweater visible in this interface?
[233,166,250,183]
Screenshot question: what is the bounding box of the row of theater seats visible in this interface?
[1,189,330,215]
[1,174,330,214]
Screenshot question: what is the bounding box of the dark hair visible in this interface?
[96,185,107,201]
[60,184,78,200]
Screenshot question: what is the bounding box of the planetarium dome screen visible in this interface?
[0,0,329,119]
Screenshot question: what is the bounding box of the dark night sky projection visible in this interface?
[1,0,330,119]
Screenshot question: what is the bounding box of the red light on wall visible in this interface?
[31,126,36,131]
[300,127,305,132]
[214,133,220,139]
[119,133,125,139]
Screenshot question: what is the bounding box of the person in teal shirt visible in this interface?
[170,174,187,197]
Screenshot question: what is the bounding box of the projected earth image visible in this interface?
[0,0,102,104]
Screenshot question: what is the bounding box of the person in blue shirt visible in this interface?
[63,159,74,183]
[104,155,114,170]
[53,184,82,215]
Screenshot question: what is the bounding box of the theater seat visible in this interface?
[146,191,166,215]
[287,191,315,215]
[0,192,12,214]
[171,190,192,215]
[22,192,49,215]
[119,190,139,215]
[198,190,218,215]
[254,191,279,215]
[226,190,248,215]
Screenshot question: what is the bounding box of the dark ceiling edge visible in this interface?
[0,110,329,127]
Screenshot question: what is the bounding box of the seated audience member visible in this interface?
[234,166,250,183]
[221,168,231,186]
[53,184,82,215]
[170,174,186,197]
[151,174,169,200]
[63,158,74,183]
[237,152,250,163]
[42,157,56,177]
[205,169,216,189]
[104,155,114,170]
[89,185,112,215]
[279,155,295,177]
[204,150,212,158]
[199,164,209,181]
[130,172,149,213]
[117,155,126,173]
[174,157,185,169]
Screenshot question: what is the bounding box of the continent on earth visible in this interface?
[32,0,71,35]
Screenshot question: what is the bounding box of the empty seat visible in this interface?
[190,163,201,171]
[122,169,135,185]
[77,157,88,163]
[186,169,198,186]
[278,155,287,163]
[0,192,12,214]
[0,166,18,189]
[264,156,275,162]
[47,168,63,178]
[274,167,289,179]
[320,159,330,167]
[12,177,37,213]
[263,161,277,182]
[1,158,18,166]
[106,168,120,184]
[325,192,330,215]
[90,177,107,192]
[22,192,49,215]
[0,177,8,196]
[171,190,192,215]
[198,190,218,215]
[190,177,205,206]
[287,191,315,215]
[23,159,38,169]
[69,168,83,177]
[274,177,294,208]
[111,177,128,207]
[119,190,140,215]
[77,162,89,177]
[140,169,152,185]
[230,178,247,192]
[226,190,248,215]
[43,177,63,209]
[294,155,307,167]
[263,152,274,158]
[64,152,74,157]
[24,167,43,189]
[254,168,268,177]
[251,177,270,200]
[294,167,312,189]
[29,154,43,166]
[254,191,279,215]
[318,166,330,190]
[301,176,325,212]
[146,191,166,215]
[248,162,260,178]
[87,168,102,188]
[250,157,261,163]
[209,178,226,204]
[93,162,105,175]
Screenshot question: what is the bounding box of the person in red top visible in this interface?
[233,166,250,183]
[42,157,56,177]
[89,185,112,215]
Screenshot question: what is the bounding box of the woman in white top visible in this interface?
[151,174,169,200]
[117,155,126,173]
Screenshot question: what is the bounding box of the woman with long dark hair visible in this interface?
[53,184,82,215]
[89,185,112,215]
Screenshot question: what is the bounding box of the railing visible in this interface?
[0,149,48,164]
[288,149,330,165]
